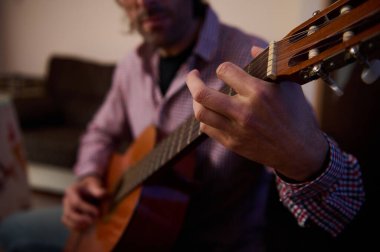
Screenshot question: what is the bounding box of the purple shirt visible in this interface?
[74,7,364,249]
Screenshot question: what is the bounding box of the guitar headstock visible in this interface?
[271,0,380,94]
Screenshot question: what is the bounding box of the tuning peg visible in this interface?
[361,59,380,85]
[312,64,343,96]
[323,75,344,96]
[348,47,380,84]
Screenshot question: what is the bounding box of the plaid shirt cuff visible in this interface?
[276,134,365,236]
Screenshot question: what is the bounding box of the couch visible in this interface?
[10,56,115,169]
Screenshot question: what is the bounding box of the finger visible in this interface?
[73,194,100,218]
[187,69,239,121]
[62,195,95,230]
[62,210,93,231]
[216,62,263,96]
[193,100,231,132]
[66,186,100,218]
[85,179,106,199]
[251,46,265,58]
[62,206,93,227]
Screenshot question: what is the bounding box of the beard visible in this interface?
[129,3,184,48]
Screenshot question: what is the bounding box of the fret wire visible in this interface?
[178,117,191,151]
[190,120,201,135]
[145,151,156,174]
[163,133,175,164]
[167,132,177,164]
[142,154,155,176]
[159,132,172,168]
[133,158,148,185]
[148,143,160,173]
[187,119,197,143]
[177,122,186,153]
[187,118,196,144]
[158,135,169,167]
[244,47,269,80]
[117,165,141,196]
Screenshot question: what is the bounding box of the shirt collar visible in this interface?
[193,7,220,62]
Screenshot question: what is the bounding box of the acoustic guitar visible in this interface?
[65,0,380,251]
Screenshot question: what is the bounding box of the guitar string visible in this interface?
[122,17,367,188]
[184,17,365,154]
[118,32,376,203]
[249,20,373,77]
[247,20,331,67]
[114,13,369,198]
[251,36,349,79]
[119,117,201,195]
[268,13,371,60]
[119,21,336,188]
[251,38,349,78]
[276,20,378,66]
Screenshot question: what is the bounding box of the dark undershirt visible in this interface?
[159,44,194,95]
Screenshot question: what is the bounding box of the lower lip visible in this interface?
[142,15,167,30]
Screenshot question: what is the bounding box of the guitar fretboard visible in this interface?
[112,47,270,205]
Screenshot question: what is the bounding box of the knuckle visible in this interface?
[193,87,210,104]
[199,122,206,132]
[254,85,271,102]
[194,107,207,122]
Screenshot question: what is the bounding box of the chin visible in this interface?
[144,33,171,48]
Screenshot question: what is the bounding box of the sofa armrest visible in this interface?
[0,74,61,128]
[0,74,45,98]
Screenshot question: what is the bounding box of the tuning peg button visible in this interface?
[361,59,380,84]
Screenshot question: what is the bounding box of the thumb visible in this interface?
[80,176,106,198]
[87,179,106,198]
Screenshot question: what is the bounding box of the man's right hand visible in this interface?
[61,175,106,231]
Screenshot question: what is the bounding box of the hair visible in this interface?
[193,0,208,18]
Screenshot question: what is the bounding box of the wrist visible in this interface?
[277,131,329,182]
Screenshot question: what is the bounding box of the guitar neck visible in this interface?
[111,52,269,206]
[112,118,205,205]
[110,0,380,206]
[244,47,271,81]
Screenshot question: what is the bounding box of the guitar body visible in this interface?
[65,1,380,250]
[65,126,195,252]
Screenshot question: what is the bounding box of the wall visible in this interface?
[0,0,327,106]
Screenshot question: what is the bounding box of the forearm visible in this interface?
[74,75,131,178]
[276,135,365,236]
[73,130,115,178]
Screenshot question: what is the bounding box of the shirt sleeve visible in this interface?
[276,134,365,237]
[73,59,132,178]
